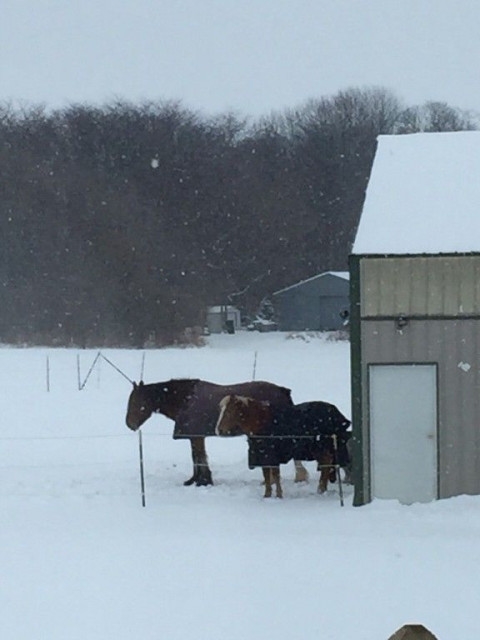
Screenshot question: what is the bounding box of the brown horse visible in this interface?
[216,394,351,498]
[125,379,308,486]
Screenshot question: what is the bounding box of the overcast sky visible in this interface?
[2,0,479,118]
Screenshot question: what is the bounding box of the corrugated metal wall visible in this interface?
[361,319,480,498]
[359,255,480,499]
[361,256,480,317]
[275,274,349,331]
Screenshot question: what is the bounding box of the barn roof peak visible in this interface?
[273,271,349,295]
[353,131,480,256]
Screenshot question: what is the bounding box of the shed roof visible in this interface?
[352,131,480,255]
[273,271,349,295]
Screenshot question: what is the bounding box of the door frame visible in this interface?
[367,362,439,503]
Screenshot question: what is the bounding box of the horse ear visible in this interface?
[139,380,144,387]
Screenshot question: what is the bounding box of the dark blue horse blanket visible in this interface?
[248,401,351,469]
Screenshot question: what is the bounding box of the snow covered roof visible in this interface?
[327,271,350,280]
[273,271,349,295]
[353,132,480,255]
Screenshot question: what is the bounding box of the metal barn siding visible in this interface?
[273,272,349,331]
[351,254,480,505]
[361,256,480,317]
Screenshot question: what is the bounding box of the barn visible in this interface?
[350,131,480,506]
[272,271,349,331]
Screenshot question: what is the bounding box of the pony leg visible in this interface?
[184,438,213,486]
[293,460,309,483]
[317,453,334,494]
[317,468,329,494]
[273,467,283,498]
[262,468,273,498]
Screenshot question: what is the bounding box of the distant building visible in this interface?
[206,305,241,334]
[350,131,480,506]
[272,271,349,331]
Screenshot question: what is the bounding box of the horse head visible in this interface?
[126,381,153,431]
[126,378,200,430]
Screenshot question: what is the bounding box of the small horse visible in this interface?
[125,379,308,486]
[216,394,351,498]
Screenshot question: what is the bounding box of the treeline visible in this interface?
[0,87,475,346]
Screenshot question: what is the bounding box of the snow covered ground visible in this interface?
[1,331,479,640]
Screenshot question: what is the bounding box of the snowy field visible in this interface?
[2,331,479,640]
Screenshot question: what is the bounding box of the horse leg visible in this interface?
[263,467,272,498]
[317,452,334,494]
[317,466,329,494]
[273,466,283,498]
[184,438,213,486]
[329,466,337,483]
[294,460,309,483]
[193,437,213,486]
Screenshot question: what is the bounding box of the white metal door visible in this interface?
[369,364,437,504]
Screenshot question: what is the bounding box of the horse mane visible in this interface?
[219,395,232,410]
[146,378,201,389]
[217,394,273,436]
[140,378,202,420]
[227,395,270,409]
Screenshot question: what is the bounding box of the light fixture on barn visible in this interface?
[395,314,409,331]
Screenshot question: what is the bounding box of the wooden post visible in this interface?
[79,351,101,390]
[96,352,101,388]
[388,624,438,640]
[46,355,50,392]
[332,434,344,507]
[252,350,258,380]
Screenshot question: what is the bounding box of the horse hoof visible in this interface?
[195,479,213,487]
[195,469,213,486]
[184,476,196,486]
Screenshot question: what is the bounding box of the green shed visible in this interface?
[350,131,480,505]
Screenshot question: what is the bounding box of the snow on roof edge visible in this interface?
[273,271,349,296]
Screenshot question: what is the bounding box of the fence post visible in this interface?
[79,351,101,390]
[252,350,258,380]
[96,352,101,388]
[387,624,438,640]
[138,430,146,507]
[332,434,344,507]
